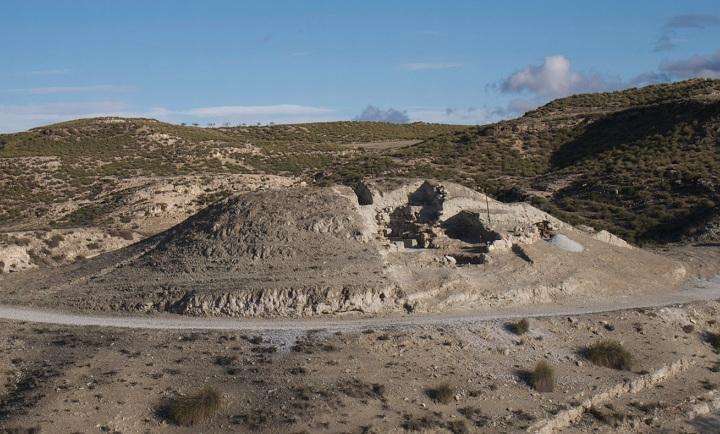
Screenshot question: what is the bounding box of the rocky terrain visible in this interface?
[0,179,695,318]
[1,80,720,433]
[0,300,719,433]
[2,80,719,276]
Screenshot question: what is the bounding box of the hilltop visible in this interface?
[0,118,463,228]
[1,79,720,250]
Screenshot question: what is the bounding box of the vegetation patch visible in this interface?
[705,331,720,353]
[531,361,555,392]
[165,386,222,426]
[425,383,454,404]
[586,340,633,370]
[508,318,530,335]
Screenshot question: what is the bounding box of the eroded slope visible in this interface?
[0,179,692,318]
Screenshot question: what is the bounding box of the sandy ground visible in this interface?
[1,299,719,433]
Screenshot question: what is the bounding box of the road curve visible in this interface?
[0,276,719,332]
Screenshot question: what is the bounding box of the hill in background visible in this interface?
[1,78,719,245]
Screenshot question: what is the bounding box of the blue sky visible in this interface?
[1,0,719,132]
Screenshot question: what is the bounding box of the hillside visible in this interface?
[1,79,720,245]
[0,119,465,230]
[327,79,720,244]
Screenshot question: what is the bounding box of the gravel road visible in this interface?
[0,276,718,331]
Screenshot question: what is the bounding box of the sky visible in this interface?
[1,0,720,132]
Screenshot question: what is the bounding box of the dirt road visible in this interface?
[0,276,718,331]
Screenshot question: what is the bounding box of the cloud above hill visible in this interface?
[495,50,720,117]
[659,49,720,79]
[354,105,409,123]
[500,55,615,97]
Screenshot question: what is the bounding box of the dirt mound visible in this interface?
[0,179,691,318]
[88,187,392,316]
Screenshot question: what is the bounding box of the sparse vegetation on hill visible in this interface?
[328,79,720,244]
[2,79,720,244]
[0,118,463,229]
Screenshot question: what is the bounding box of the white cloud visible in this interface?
[501,55,616,97]
[0,102,336,132]
[0,101,135,132]
[8,85,132,95]
[400,62,462,71]
[181,104,333,117]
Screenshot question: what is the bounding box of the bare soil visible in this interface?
[1,300,719,433]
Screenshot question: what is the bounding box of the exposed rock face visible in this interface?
[357,179,568,261]
[0,245,32,273]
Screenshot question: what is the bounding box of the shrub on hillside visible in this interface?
[586,340,633,370]
[531,361,555,392]
[166,386,222,426]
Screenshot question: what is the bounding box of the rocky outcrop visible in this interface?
[528,358,694,433]
[167,285,397,317]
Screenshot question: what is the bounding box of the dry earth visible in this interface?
[1,177,720,433]
[0,174,296,272]
[1,300,719,433]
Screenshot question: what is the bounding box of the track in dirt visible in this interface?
[0,276,719,332]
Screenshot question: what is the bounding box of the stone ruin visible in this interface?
[354,179,564,264]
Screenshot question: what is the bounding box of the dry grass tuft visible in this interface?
[167,386,222,426]
[426,383,454,404]
[705,331,720,353]
[510,318,530,335]
[586,340,633,370]
[531,361,555,392]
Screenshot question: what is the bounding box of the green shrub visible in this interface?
[166,386,222,426]
[586,340,633,370]
[532,361,555,392]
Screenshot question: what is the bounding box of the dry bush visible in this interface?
[166,386,222,426]
[586,340,633,370]
[426,383,454,404]
[44,233,65,248]
[446,419,469,434]
[705,331,720,353]
[510,318,530,335]
[532,361,555,392]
